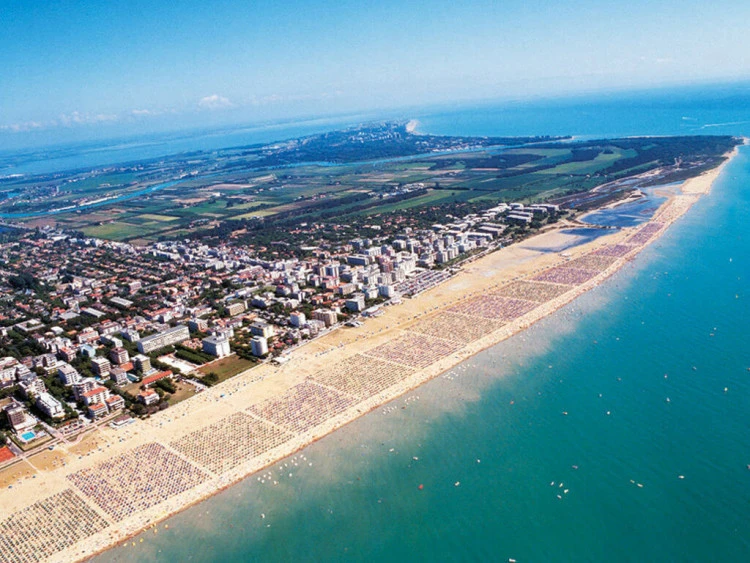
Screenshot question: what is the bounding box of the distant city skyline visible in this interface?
[3,0,750,147]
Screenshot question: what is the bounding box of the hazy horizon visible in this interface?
[4,0,750,149]
[3,78,750,155]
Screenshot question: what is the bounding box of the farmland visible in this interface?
[0,123,737,246]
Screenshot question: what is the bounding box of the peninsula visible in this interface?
[0,125,742,563]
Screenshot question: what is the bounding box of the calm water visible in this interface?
[414,82,750,139]
[0,114,377,176]
[4,81,750,177]
[95,112,750,560]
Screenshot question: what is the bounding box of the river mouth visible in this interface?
[580,183,681,229]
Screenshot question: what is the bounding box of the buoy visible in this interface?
[418,484,424,490]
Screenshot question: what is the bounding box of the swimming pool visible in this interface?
[20,431,35,442]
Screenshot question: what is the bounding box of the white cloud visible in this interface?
[638,55,675,66]
[1,106,169,134]
[246,91,344,107]
[198,94,234,110]
[0,120,45,133]
[58,111,118,127]
[0,89,344,135]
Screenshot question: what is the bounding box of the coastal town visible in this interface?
[0,170,718,563]
[0,127,741,563]
[0,197,565,458]
[5,1,750,560]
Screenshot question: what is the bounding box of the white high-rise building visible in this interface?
[250,336,269,357]
[202,334,231,358]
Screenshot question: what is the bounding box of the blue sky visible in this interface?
[2,0,749,145]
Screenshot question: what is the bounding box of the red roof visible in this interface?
[141,370,172,386]
[0,446,15,463]
[82,386,108,398]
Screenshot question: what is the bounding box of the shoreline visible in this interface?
[0,150,739,563]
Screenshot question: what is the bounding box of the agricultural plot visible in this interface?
[12,128,735,243]
[81,222,143,241]
[133,213,180,222]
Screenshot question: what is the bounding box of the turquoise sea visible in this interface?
[87,87,750,562]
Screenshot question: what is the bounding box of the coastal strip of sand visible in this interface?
[0,150,738,563]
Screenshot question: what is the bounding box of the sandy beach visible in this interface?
[0,152,737,563]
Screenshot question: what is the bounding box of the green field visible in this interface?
[198,355,256,383]
[16,133,736,243]
[82,222,141,240]
[135,213,180,222]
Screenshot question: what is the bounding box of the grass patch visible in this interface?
[167,383,198,405]
[82,222,142,240]
[135,213,180,222]
[233,208,279,219]
[198,355,256,383]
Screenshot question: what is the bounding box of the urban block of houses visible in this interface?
[137,325,190,354]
